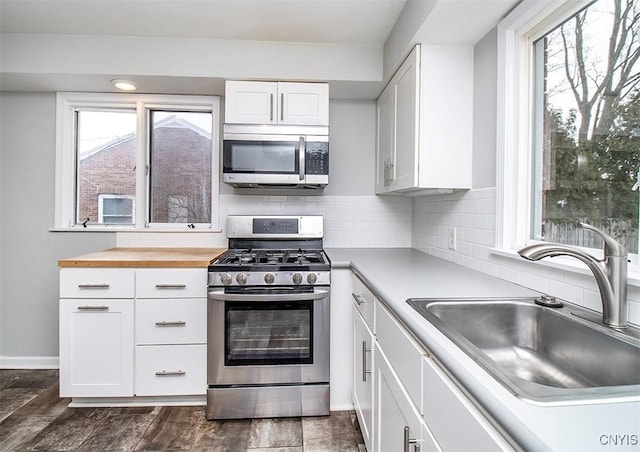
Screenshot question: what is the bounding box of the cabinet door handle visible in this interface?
[154,284,186,289]
[155,370,186,376]
[352,293,365,305]
[77,284,110,289]
[77,305,109,311]
[281,93,285,121]
[404,426,419,452]
[155,321,186,327]
[362,340,372,382]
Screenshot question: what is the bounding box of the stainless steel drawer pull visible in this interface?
[155,321,186,327]
[362,341,372,382]
[154,284,187,289]
[403,426,419,452]
[78,284,110,289]
[78,305,109,311]
[155,370,186,376]
[352,293,366,305]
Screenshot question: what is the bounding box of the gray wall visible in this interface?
[0,93,378,359]
[472,28,498,189]
[1,92,116,359]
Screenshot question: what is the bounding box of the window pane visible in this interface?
[99,195,135,224]
[533,0,639,253]
[149,111,212,224]
[76,110,137,225]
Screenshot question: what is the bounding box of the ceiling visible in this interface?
[0,0,407,46]
[0,0,520,97]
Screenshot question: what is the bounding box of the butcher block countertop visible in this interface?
[58,247,227,268]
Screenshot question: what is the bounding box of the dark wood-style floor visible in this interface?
[0,370,366,451]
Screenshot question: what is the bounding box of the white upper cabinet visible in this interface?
[376,44,473,195]
[225,80,329,126]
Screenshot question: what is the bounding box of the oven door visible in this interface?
[207,286,330,386]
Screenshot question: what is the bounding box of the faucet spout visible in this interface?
[518,224,628,329]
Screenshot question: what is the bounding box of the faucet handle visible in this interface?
[579,222,627,257]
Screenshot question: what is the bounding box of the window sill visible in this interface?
[50,227,223,233]
[490,248,640,288]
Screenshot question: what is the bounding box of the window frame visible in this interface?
[54,92,221,231]
[495,0,639,275]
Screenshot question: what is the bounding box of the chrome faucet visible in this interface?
[518,223,628,329]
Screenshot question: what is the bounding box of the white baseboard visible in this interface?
[0,355,59,369]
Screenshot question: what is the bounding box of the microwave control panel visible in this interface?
[306,143,329,175]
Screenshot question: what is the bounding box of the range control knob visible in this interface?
[264,273,275,284]
[307,273,318,284]
[292,273,303,285]
[236,273,248,285]
[220,273,232,285]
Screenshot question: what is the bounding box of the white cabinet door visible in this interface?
[375,347,440,452]
[225,80,278,125]
[353,306,375,452]
[376,300,424,412]
[225,81,329,126]
[375,82,395,194]
[59,299,134,397]
[392,49,420,191]
[278,82,329,126]
[422,356,512,451]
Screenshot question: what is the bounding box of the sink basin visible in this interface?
[407,297,640,404]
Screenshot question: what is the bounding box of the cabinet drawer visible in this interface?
[376,300,425,412]
[136,269,206,298]
[135,344,206,396]
[136,298,206,345]
[422,356,510,451]
[351,273,376,329]
[60,268,134,298]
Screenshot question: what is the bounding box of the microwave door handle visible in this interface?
[299,137,305,181]
[270,94,274,122]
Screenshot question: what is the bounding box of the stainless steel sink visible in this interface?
[407,297,640,404]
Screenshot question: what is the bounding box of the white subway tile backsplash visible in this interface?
[411,187,636,321]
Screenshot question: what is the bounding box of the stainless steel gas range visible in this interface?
[206,215,331,420]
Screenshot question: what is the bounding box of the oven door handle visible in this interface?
[207,288,329,302]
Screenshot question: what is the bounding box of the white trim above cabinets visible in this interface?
[375,44,473,196]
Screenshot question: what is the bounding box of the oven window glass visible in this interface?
[224,141,298,174]
[225,300,313,366]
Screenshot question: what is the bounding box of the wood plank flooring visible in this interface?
[0,370,366,451]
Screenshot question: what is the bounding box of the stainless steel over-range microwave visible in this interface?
[222,128,329,189]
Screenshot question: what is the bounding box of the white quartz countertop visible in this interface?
[326,248,640,451]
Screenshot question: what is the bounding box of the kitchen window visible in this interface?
[497,0,639,266]
[54,93,220,230]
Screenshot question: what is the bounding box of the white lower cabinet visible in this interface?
[353,305,375,451]
[375,347,439,452]
[60,267,207,403]
[350,271,511,452]
[59,299,134,397]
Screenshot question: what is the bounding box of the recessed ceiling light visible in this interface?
[111,79,137,91]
